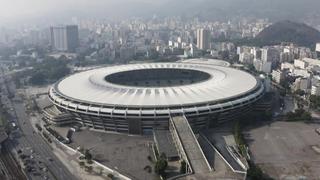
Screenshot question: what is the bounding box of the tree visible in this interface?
[286,109,311,122]
[301,111,312,121]
[294,89,305,96]
[29,71,46,85]
[85,166,93,173]
[154,153,168,176]
[218,50,229,60]
[84,149,92,161]
[79,161,85,167]
[309,95,320,109]
[230,54,239,64]
[247,161,273,180]
[180,160,187,174]
[107,173,114,179]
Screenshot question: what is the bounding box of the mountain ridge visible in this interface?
[254,20,320,47]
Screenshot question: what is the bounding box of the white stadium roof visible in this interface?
[54,62,258,107]
[179,58,231,67]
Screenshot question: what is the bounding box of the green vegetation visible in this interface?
[0,116,6,127]
[10,56,71,86]
[309,95,320,109]
[294,89,305,96]
[233,120,246,156]
[286,109,311,122]
[233,110,273,157]
[107,173,114,179]
[79,156,85,160]
[255,20,320,48]
[153,144,159,158]
[0,104,9,129]
[147,155,153,162]
[28,58,70,85]
[79,161,85,167]
[179,160,187,174]
[214,21,320,49]
[85,165,93,172]
[84,149,93,163]
[233,118,274,180]
[75,56,111,67]
[154,153,168,177]
[247,161,273,180]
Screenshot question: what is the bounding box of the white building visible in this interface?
[280,52,294,62]
[303,58,320,67]
[311,85,320,96]
[294,77,311,91]
[239,52,254,64]
[316,43,320,57]
[292,69,311,78]
[237,46,251,55]
[254,59,272,73]
[251,47,262,60]
[50,25,79,52]
[196,29,210,50]
[281,62,294,72]
[316,43,320,52]
[272,70,285,84]
[294,59,308,69]
[261,47,280,63]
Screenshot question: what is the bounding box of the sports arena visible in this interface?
[48,60,265,134]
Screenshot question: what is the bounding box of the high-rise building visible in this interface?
[311,85,320,96]
[294,77,311,91]
[50,25,79,52]
[261,48,280,63]
[316,43,320,57]
[315,43,320,53]
[254,59,272,73]
[272,70,285,84]
[239,52,254,64]
[196,29,210,50]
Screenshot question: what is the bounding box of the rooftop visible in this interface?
[53,62,258,107]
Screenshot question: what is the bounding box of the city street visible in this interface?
[0,66,77,180]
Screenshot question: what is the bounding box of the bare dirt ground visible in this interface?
[245,121,320,179]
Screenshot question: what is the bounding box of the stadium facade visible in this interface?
[48,60,265,134]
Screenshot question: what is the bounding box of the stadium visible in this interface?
[48,60,265,134]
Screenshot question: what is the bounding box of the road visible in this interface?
[12,100,77,180]
[271,84,296,117]
[0,66,77,180]
[0,141,27,180]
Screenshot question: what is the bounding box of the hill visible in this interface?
[255,20,320,47]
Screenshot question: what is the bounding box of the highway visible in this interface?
[0,65,77,180]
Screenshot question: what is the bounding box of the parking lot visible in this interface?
[66,129,159,180]
[245,121,320,179]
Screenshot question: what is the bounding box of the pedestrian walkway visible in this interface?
[170,116,211,174]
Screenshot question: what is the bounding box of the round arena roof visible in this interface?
[52,62,259,108]
[179,58,231,67]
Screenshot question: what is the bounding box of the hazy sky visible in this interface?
[0,0,318,18]
[0,0,319,26]
[0,0,163,18]
[0,0,105,18]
